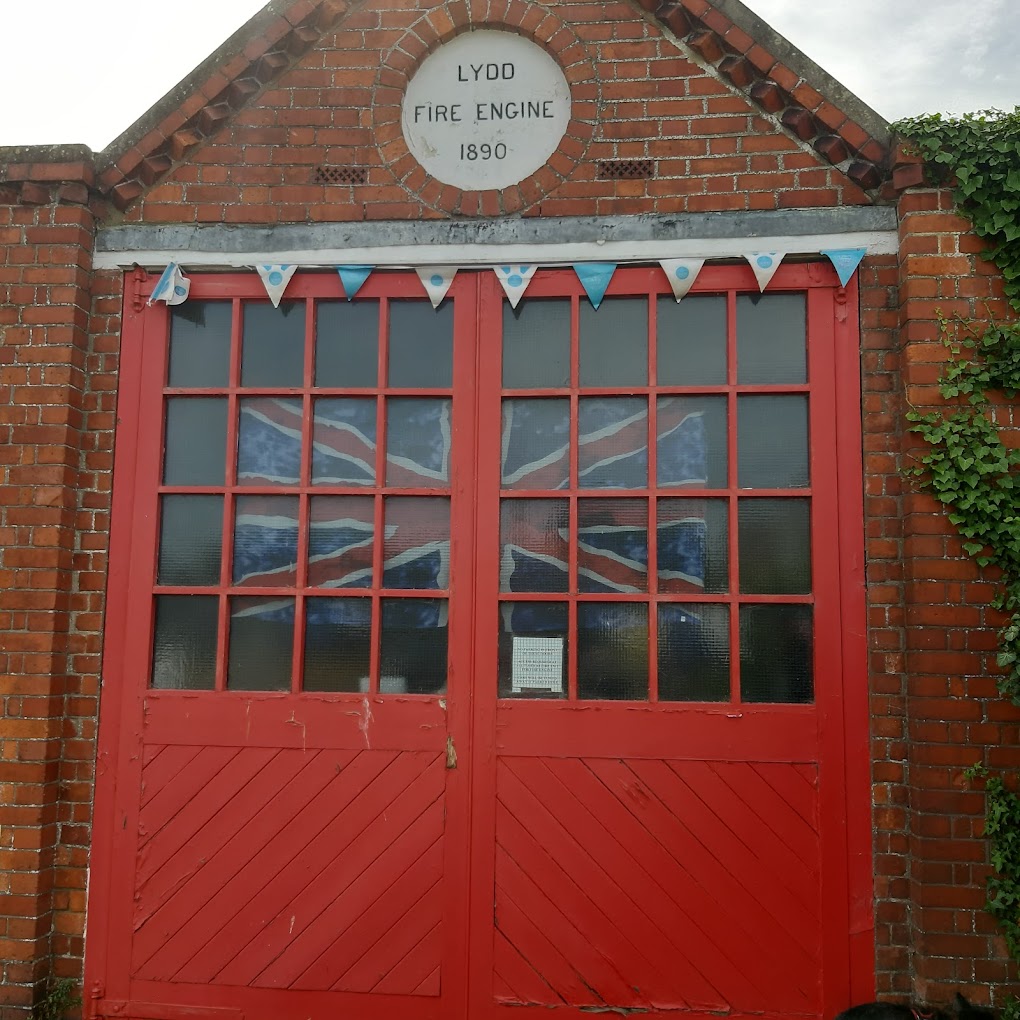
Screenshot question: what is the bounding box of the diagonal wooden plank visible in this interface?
[371,922,443,996]
[134,749,398,979]
[507,756,768,1007]
[255,799,445,989]
[202,753,445,987]
[493,929,563,1006]
[139,745,193,808]
[755,760,819,830]
[497,760,727,1009]
[136,748,320,918]
[612,758,820,977]
[137,747,279,883]
[496,845,639,1006]
[139,746,236,840]
[414,965,440,998]
[497,801,669,1007]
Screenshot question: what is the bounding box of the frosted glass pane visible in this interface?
[227,597,294,691]
[389,301,453,388]
[309,496,374,589]
[657,395,726,489]
[232,496,299,587]
[738,396,809,489]
[658,603,729,702]
[500,499,569,593]
[579,298,647,386]
[740,604,813,703]
[739,498,811,594]
[498,602,568,699]
[380,599,448,695]
[386,398,452,488]
[315,301,379,387]
[383,497,450,590]
[164,398,228,486]
[303,597,372,693]
[158,495,223,586]
[502,399,570,490]
[241,302,305,388]
[503,300,570,389]
[577,498,647,593]
[151,596,218,690]
[737,293,806,384]
[657,498,728,594]
[657,295,727,386]
[238,398,303,485]
[577,602,648,701]
[169,303,231,387]
[578,398,648,489]
[312,398,377,486]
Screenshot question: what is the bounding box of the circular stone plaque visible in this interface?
[401,31,571,191]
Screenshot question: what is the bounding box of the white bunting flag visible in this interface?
[148,263,190,306]
[574,262,617,310]
[337,265,374,300]
[745,252,786,292]
[256,264,298,307]
[820,248,867,287]
[659,258,706,302]
[494,265,538,308]
[416,266,458,308]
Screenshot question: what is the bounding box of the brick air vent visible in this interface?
[596,159,655,180]
[313,165,367,185]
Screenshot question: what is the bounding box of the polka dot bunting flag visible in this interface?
[493,265,538,308]
[148,263,191,306]
[744,252,786,292]
[659,259,706,302]
[255,264,298,307]
[416,266,459,308]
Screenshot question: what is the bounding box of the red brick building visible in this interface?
[1,1,1018,1018]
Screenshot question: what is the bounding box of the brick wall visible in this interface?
[0,166,101,1019]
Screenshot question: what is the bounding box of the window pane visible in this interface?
[380,599,448,695]
[579,398,648,489]
[738,396,809,489]
[227,597,294,691]
[158,495,223,586]
[577,602,648,701]
[303,597,372,693]
[739,498,811,594]
[164,398,228,486]
[737,293,806,384]
[657,498,728,594]
[502,399,570,490]
[500,499,569,593]
[151,595,218,690]
[389,300,453,388]
[386,398,452,488]
[579,298,647,387]
[238,398,303,485]
[233,496,300,587]
[309,496,374,588]
[241,302,305,388]
[656,395,726,489]
[657,295,726,386]
[384,497,450,590]
[740,604,813,703]
[577,498,647,593]
[312,398,377,486]
[658,603,729,702]
[503,300,570,389]
[169,303,232,387]
[315,301,379,388]
[499,602,568,699]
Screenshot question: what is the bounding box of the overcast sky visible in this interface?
[1,0,1017,150]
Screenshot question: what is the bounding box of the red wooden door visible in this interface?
[88,264,870,1020]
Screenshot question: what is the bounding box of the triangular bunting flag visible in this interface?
[148,263,190,306]
[574,262,617,310]
[337,265,374,300]
[256,264,298,307]
[745,252,786,292]
[659,258,706,302]
[416,266,458,308]
[820,248,867,287]
[494,265,538,308]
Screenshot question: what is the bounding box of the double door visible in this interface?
[89,264,870,1020]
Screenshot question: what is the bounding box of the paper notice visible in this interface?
[511,635,564,694]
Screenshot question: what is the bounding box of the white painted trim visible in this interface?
[92,230,898,270]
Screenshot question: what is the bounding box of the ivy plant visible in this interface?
[893,106,1020,1010]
